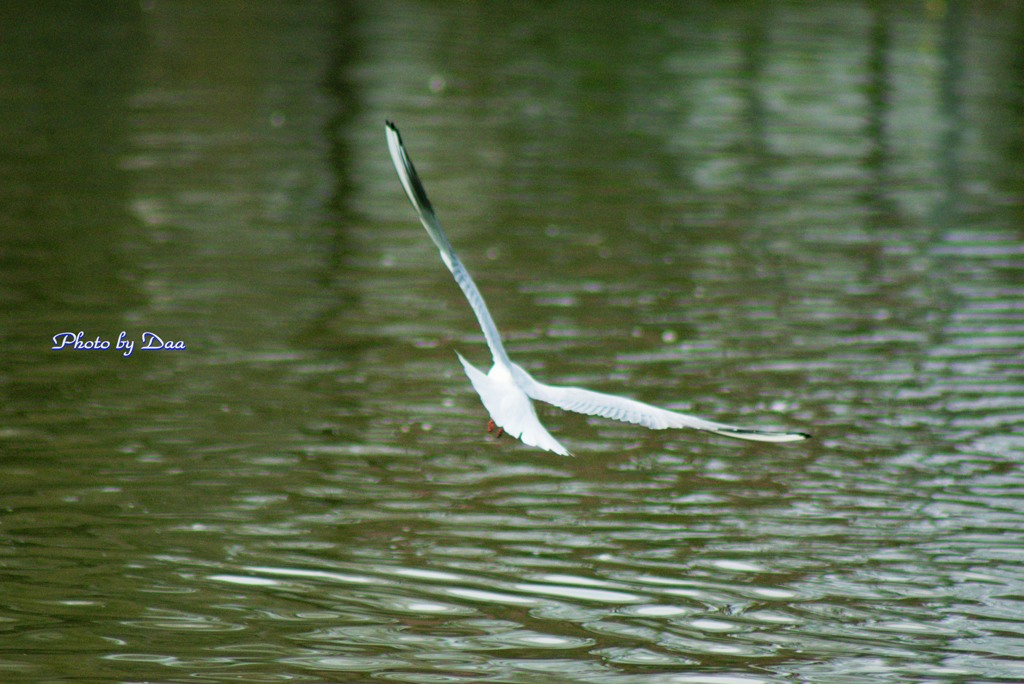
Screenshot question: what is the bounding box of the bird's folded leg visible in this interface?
[487,419,504,438]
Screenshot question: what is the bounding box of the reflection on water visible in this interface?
[1,0,1024,682]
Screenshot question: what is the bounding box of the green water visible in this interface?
[2,1,1023,681]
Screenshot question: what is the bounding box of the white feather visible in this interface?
[458,354,570,455]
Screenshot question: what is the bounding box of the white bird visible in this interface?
[385,121,810,455]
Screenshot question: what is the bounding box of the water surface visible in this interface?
[1,1,1023,681]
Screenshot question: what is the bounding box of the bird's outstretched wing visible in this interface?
[385,121,511,369]
[517,373,810,443]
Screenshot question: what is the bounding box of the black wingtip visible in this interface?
[720,427,813,442]
[385,121,435,215]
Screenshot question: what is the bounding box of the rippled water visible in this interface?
[2,1,1023,682]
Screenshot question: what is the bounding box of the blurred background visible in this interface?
[1,1,1023,681]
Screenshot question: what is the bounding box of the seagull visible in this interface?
[385,121,811,455]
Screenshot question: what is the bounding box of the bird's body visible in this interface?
[385,121,810,455]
